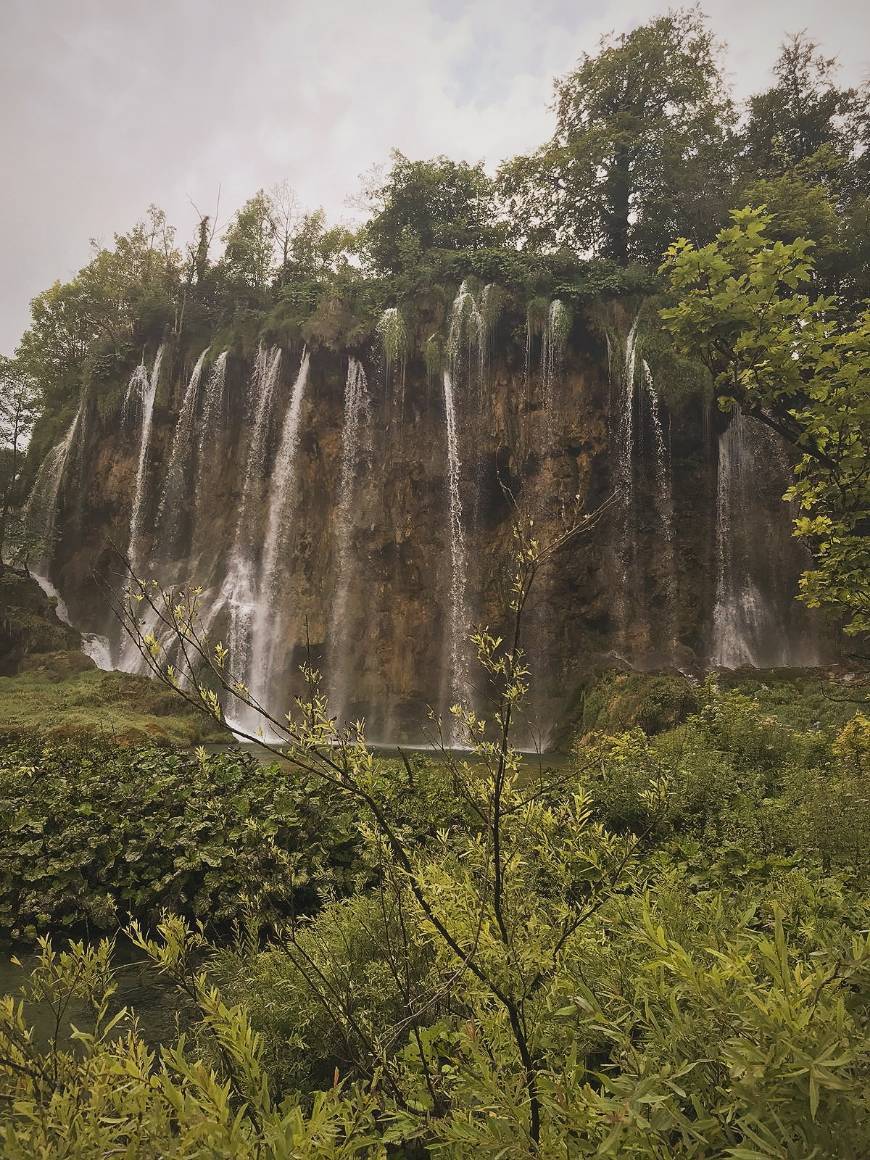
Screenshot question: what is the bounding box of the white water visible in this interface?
[245,349,311,719]
[710,410,820,669]
[191,351,229,545]
[712,409,767,667]
[442,368,473,736]
[21,406,82,575]
[541,299,568,415]
[618,315,640,507]
[327,358,371,724]
[156,348,208,556]
[448,279,484,396]
[611,317,640,639]
[126,345,165,575]
[642,360,674,545]
[205,347,282,713]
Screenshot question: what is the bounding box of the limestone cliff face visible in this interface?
[34,310,826,745]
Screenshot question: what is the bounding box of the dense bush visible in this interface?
[0,738,360,942]
[0,674,867,1155]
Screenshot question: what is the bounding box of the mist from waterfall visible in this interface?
[327,357,371,724]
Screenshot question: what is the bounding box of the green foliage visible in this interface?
[0,665,868,1154]
[0,738,360,942]
[660,207,870,636]
[16,207,180,407]
[576,670,700,736]
[579,679,870,878]
[362,152,506,276]
[220,190,281,299]
[742,33,868,191]
[0,924,383,1157]
[498,9,736,263]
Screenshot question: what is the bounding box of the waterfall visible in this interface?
[156,347,208,559]
[643,359,678,658]
[208,346,282,710]
[541,299,569,415]
[125,345,165,575]
[712,409,766,667]
[611,316,640,641]
[191,351,229,544]
[448,279,484,396]
[327,358,371,723]
[378,308,406,416]
[441,368,473,735]
[618,315,640,508]
[642,360,674,545]
[21,406,82,576]
[234,346,282,542]
[23,408,114,673]
[245,349,311,720]
[710,409,819,668]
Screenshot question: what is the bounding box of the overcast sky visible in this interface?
[2,0,868,354]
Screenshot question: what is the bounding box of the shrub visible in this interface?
[0,738,360,941]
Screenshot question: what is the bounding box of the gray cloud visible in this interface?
[2,0,868,353]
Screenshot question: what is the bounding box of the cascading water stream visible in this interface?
[191,351,229,552]
[712,408,766,667]
[21,406,82,577]
[155,348,208,559]
[449,279,484,397]
[22,406,114,670]
[610,316,641,643]
[208,347,282,712]
[327,358,371,724]
[540,299,569,418]
[643,359,678,657]
[441,368,473,737]
[642,360,674,545]
[245,349,311,721]
[125,345,165,576]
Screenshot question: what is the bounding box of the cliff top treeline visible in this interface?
[4,12,869,427]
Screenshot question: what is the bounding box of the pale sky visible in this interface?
[2,0,868,354]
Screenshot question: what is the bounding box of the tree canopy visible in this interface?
[498,10,737,263]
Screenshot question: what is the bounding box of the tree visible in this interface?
[742,33,869,191]
[269,179,301,281]
[16,207,182,406]
[220,191,277,295]
[362,152,505,275]
[660,207,870,637]
[0,358,40,571]
[498,9,736,264]
[739,35,870,297]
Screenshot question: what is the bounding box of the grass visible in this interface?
[0,654,228,745]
